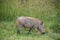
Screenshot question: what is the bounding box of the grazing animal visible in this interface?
[16,16,45,34]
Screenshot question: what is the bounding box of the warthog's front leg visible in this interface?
[27,27,33,34]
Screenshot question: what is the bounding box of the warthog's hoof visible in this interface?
[17,30,20,34]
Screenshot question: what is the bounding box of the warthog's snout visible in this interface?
[41,32,45,35]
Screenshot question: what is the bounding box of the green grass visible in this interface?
[0,22,55,40]
[0,21,60,40]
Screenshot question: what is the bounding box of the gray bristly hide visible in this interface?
[16,16,45,35]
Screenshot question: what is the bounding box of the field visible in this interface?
[0,21,56,40]
[0,0,60,40]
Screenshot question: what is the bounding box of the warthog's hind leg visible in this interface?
[17,24,22,34]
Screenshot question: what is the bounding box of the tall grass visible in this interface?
[0,0,57,21]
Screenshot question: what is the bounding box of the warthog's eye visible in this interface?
[40,21,43,25]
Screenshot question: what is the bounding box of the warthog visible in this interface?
[16,16,45,34]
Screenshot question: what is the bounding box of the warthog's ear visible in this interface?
[40,21,43,25]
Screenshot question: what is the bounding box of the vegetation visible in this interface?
[0,0,60,40]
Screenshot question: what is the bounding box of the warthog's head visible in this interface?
[39,21,45,35]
